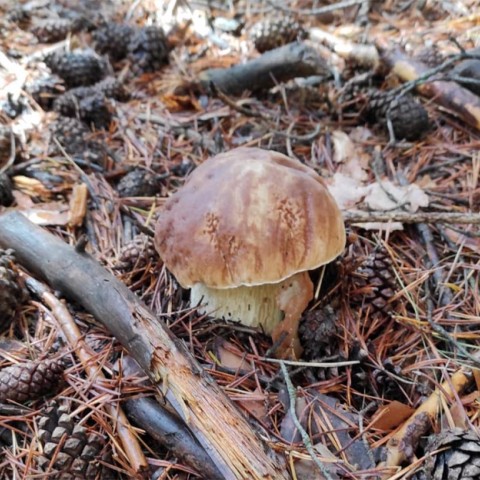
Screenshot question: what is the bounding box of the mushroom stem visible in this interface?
[190,271,313,358]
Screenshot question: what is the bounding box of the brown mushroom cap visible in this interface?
[155,147,345,289]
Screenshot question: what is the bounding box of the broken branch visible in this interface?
[0,211,289,480]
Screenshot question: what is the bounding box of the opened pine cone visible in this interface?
[251,17,307,53]
[0,249,27,329]
[116,234,157,270]
[422,428,480,479]
[36,402,116,479]
[45,50,106,88]
[349,247,397,314]
[0,357,65,403]
[127,26,170,74]
[366,89,429,141]
[93,23,137,61]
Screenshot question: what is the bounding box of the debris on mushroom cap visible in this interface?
[154,147,346,289]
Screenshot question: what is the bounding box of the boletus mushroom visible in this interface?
[154,147,345,358]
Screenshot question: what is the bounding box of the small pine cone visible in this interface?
[251,17,307,53]
[127,26,170,74]
[0,125,12,164]
[116,234,157,270]
[451,59,480,96]
[31,18,76,43]
[0,249,27,328]
[54,92,113,129]
[298,306,338,360]
[36,402,115,479]
[350,247,397,314]
[50,116,90,151]
[366,89,429,141]
[49,116,105,166]
[116,168,162,197]
[45,50,106,88]
[423,428,480,480]
[0,173,14,206]
[25,75,65,110]
[93,23,137,61]
[0,357,65,403]
[94,77,130,101]
[414,46,445,68]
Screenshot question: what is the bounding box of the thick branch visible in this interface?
[197,42,329,95]
[0,211,288,480]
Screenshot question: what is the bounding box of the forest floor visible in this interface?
[0,0,479,479]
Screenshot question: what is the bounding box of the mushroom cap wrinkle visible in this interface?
[155,147,346,289]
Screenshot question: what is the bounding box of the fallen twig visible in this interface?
[343,210,480,225]
[0,211,289,480]
[123,396,223,480]
[197,42,330,95]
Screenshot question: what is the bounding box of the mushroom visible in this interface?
[155,147,345,358]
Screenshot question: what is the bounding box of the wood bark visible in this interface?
[198,41,330,95]
[0,211,289,480]
[378,46,480,131]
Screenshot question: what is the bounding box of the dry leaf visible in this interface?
[371,401,415,431]
[443,227,480,254]
[327,172,367,210]
[213,339,251,372]
[363,181,429,212]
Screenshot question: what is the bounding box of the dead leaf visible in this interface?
[213,339,251,372]
[331,130,369,182]
[371,401,414,431]
[363,181,429,212]
[443,227,480,254]
[327,172,368,210]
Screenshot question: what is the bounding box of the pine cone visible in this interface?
[0,357,65,403]
[116,234,157,270]
[0,249,27,328]
[414,46,445,68]
[49,116,105,166]
[366,89,429,141]
[45,51,106,88]
[93,23,136,61]
[349,247,396,314]
[127,26,170,74]
[116,168,162,197]
[25,75,65,110]
[54,92,113,129]
[0,125,12,164]
[251,17,307,53]
[423,428,480,480]
[0,173,13,206]
[36,402,115,479]
[31,18,77,43]
[94,77,130,101]
[298,306,339,360]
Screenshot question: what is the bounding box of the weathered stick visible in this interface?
[123,397,223,480]
[0,211,289,480]
[343,210,480,225]
[198,41,330,95]
[377,45,480,131]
